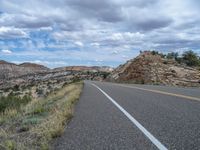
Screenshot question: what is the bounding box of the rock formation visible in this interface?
[0,60,49,80]
[107,51,200,87]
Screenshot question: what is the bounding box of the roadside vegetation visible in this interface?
[0,81,83,150]
[148,50,200,67]
[0,94,31,113]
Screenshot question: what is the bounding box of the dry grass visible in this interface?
[0,109,18,124]
[0,81,83,150]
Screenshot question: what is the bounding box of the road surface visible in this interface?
[53,81,200,150]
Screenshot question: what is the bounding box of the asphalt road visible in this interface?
[53,81,200,150]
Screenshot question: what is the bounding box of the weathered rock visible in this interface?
[107,52,200,87]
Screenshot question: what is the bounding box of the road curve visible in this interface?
[53,81,200,150]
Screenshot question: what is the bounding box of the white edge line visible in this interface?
[91,83,168,150]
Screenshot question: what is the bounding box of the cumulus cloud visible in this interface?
[74,41,84,47]
[1,49,12,54]
[111,50,119,55]
[108,32,144,41]
[134,17,173,31]
[90,42,100,47]
[0,26,28,39]
[67,0,124,22]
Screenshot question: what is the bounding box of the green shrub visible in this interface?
[32,105,46,115]
[13,85,20,91]
[182,50,200,66]
[36,88,44,96]
[161,50,200,66]
[166,52,178,60]
[22,116,42,125]
[4,140,16,150]
[0,94,31,113]
[151,50,159,55]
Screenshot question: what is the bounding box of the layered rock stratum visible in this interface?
[0,61,49,80]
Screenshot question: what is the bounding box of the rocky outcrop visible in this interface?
[107,52,200,87]
[0,61,49,80]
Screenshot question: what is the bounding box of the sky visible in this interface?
[0,0,200,68]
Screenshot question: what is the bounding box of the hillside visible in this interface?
[0,60,113,80]
[53,66,113,72]
[107,51,200,87]
[19,62,49,72]
[0,61,49,80]
[0,60,113,90]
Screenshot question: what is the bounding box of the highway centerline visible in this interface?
[92,83,168,150]
[111,83,200,102]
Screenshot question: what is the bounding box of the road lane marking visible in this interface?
[92,83,168,150]
[114,84,200,102]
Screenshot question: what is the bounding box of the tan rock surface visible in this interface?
[107,52,200,87]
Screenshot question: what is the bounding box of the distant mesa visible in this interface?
[0,60,113,81]
[0,60,15,65]
[0,61,49,80]
[19,62,50,71]
[53,66,113,72]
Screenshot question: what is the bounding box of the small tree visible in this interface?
[151,51,159,55]
[182,50,200,66]
[166,52,179,60]
[36,88,44,96]
[13,85,20,91]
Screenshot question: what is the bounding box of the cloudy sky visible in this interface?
[0,0,200,68]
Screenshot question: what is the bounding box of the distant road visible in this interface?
[54,81,200,150]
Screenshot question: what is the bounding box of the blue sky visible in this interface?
[0,0,200,68]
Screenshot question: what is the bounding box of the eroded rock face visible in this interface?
[107,52,200,87]
[0,61,49,80]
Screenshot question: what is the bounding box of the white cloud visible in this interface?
[1,49,12,54]
[111,50,119,55]
[0,26,28,39]
[74,41,84,47]
[109,32,144,41]
[90,42,100,47]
